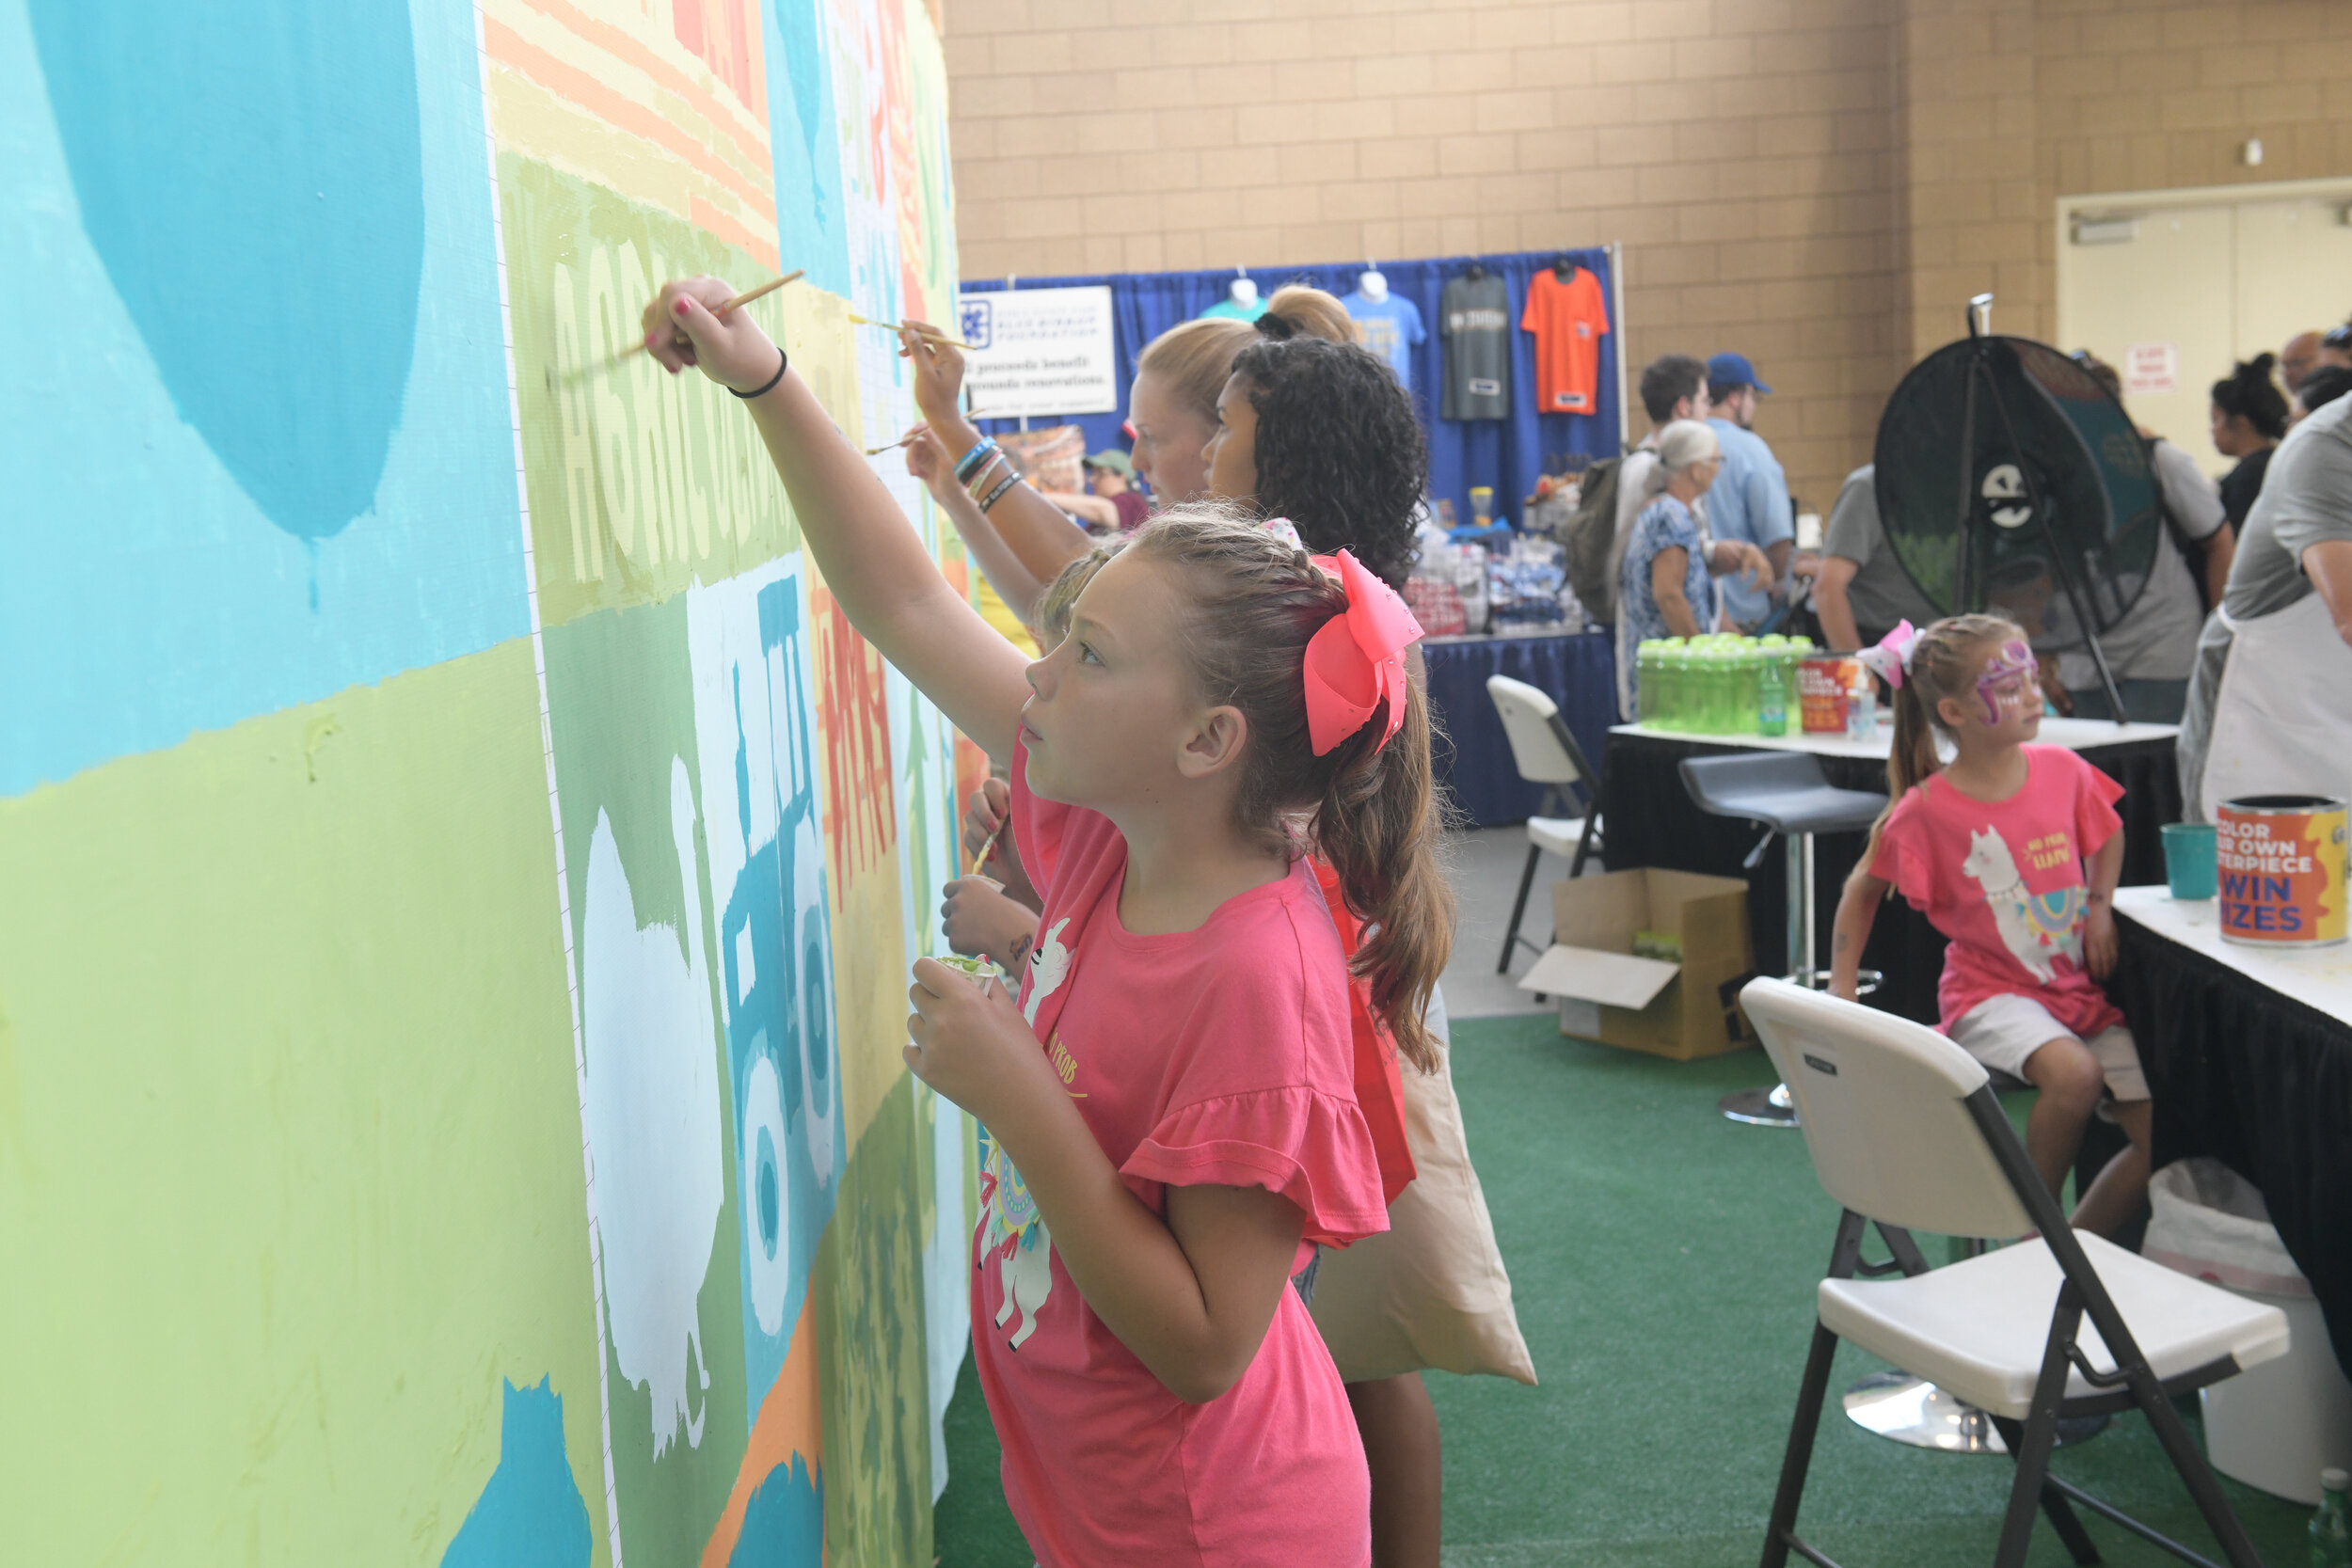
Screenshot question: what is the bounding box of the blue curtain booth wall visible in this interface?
[960,246,1624,530]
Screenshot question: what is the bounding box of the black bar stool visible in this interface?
[1677,752,1885,1126]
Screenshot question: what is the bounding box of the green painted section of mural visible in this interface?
[816,1070,939,1568]
[0,641,606,1563]
[501,153,805,631]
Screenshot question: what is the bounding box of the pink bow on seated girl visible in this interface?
[1856,619,1918,689]
[1303,549,1423,756]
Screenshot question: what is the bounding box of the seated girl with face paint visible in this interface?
[1827,616,2153,1241]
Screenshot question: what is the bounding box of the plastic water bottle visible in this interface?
[1845,658,1877,742]
[1738,639,1764,734]
[1636,641,1659,725]
[1660,638,1686,729]
[2314,1467,2351,1568]
[1757,637,1789,736]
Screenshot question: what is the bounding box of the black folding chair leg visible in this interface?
[2131,1365,2266,1568]
[1996,1294,2083,1568]
[1498,841,1542,974]
[1760,1319,1840,1568]
[1991,1417,2102,1566]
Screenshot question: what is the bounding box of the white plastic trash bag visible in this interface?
[2144,1158,2311,1297]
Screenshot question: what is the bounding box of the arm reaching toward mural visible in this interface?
[906,958,1305,1405]
[904,424,1050,622]
[646,277,1032,757]
[900,324,1098,590]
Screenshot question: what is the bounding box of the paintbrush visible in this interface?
[557,270,805,384]
[864,412,995,457]
[852,313,976,350]
[967,822,1003,876]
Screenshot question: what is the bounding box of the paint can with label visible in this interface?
[2216,795,2348,947]
[1799,656,1858,735]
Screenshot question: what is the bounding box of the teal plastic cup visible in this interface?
[2161,822,2217,900]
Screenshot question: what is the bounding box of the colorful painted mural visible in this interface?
[0,0,972,1562]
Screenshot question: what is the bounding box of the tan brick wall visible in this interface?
[2026,0,2352,344]
[943,0,2351,509]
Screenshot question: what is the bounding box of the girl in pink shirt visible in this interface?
[644,279,1451,1566]
[1828,615,2153,1239]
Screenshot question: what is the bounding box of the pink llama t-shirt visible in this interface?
[1867,745,2125,1038]
[972,740,1389,1568]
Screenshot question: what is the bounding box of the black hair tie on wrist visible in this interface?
[731,344,788,399]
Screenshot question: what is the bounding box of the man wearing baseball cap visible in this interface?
[1703,352,1791,630]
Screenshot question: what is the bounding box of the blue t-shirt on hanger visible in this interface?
[1343,291,1426,393]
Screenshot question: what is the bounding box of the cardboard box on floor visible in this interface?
[1517,868,1759,1061]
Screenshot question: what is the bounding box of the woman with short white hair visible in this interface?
[1614,419,1772,716]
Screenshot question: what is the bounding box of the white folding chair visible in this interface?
[1741,976,2291,1568]
[1486,674,1603,973]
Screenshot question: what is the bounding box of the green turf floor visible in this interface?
[934,1014,2311,1565]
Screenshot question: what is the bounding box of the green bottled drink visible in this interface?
[2314,1467,2350,1568]
[1756,636,1789,736]
[1635,641,1659,725]
[1660,639,1688,730]
[1738,638,1763,734]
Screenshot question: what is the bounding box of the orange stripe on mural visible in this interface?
[702,1291,825,1567]
[506,0,771,148]
[484,18,776,224]
[691,195,780,272]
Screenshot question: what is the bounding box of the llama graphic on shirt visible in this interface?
[970,915,1074,1352]
[978,1128,1053,1348]
[1024,916,1073,1024]
[1960,826,2083,983]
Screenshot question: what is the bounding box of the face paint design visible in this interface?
[1975,640,2039,723]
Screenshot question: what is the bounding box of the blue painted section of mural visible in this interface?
[726,1453,824,1567]
[28,0,424,541]
[440,1379,593,1568]
[0,0,528,796]
[761,0,850,299]
[697,565,843,1430]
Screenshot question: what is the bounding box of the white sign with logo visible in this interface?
[2123,341,2179,396]
[954,286,1119,418]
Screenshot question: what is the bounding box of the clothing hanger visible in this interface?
[1464,260,1487,282]
[1552,255,1578,279]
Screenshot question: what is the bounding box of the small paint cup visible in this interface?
[2160,821,2217,902]
[932,953,1002,990]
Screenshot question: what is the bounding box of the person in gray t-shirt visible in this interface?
[2053,437,2233,721]
[2179,393,2352,817]
[2060,356,2235,721]
[1813,465,1938,649]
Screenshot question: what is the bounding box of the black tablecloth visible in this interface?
[2111,914,2352,1373]
[1423,631,1616,828]
[1599,731,2182,1024]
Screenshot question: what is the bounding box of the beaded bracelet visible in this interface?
[976,468,1023,514]
[954,436,1000,485]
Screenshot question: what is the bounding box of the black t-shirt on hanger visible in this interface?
[1440,272,1511,421]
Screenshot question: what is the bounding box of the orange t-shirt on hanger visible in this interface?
[1520,264,1610,414]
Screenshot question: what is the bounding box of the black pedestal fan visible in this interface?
[1873,298,2161,723]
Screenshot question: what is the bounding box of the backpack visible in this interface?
[1561,453,1626,622]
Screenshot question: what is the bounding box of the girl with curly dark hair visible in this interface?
[1210,332,1429,590]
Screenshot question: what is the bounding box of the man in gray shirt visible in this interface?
[2180,393,2352,818]
[1813,465,1939,650]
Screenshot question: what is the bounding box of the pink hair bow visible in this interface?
[1303,549,1424,756]
[1855,619,1918,689]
